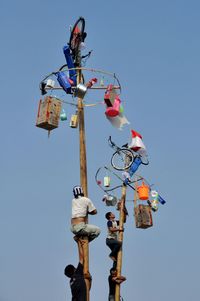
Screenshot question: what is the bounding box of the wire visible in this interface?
[40,67,121,94]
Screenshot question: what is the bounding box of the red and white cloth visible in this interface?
[128,130,146,154]
[106,112,130,130]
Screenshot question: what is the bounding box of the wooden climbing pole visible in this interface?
[115,184,127,301]
[77,68,90,301]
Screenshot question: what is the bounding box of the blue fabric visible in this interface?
[106,238,122,258]
[56,71,72,94]
[107,220,113,228]
[63,45,77,85]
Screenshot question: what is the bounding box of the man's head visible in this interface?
[110,268,117,276]
[64,264,76,278]
[73,185,84,198]
[105,212,115,220]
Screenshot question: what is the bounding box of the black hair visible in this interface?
[64,264,75,278]
[105,212,112,220]
[110,267,116,274]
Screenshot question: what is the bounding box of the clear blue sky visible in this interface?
[1,0,200,300]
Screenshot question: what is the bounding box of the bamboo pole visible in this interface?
[77,68,90,301]
[78,96,88,197]
[115,184,127,301]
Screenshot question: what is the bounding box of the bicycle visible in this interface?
[68,16,87,67]
[58,17,89,84]
[108,136,149,171]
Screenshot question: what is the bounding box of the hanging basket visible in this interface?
[36,96,62,131]
[134,204,153,229]
[134,180,153,229]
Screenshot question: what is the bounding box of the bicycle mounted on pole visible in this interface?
[108,136,149,171]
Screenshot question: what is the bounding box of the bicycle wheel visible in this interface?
[69,17,85,51]
[69,17,86,66]
[111,148,134,171]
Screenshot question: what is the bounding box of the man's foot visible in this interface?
[73,235,79,242]
[79,239,88,248]
[73,235,88,242]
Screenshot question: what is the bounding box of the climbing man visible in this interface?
[64,236,91,301]
[71,185,101,242]
[108,268,126,301]
[105,211,124,262]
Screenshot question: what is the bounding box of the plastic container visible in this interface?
[104,176,111,187]
[105,96,121,117]
[137,182,149,200]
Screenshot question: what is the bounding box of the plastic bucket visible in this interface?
[105,96,121,117]
[137,182,149,200]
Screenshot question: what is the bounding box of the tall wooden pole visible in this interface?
[77,68,90,301]
[115,184,127,301]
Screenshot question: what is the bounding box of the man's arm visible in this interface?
[108,226,124,233]
[88,209,97,215]
[87,198,97,215]
[112,276,126,284]
[75,262,84,275]
[107,220,124,233]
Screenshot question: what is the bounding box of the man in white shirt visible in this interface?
[70,185,101,242]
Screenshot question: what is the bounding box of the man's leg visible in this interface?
[112,240,122,257]
[74,236,84,264]
[78,224,101,242]
[106,239,122,259]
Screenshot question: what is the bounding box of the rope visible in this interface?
[84,101,104,107]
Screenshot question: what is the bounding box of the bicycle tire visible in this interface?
[69,17,85,51]
[111,148,134,171]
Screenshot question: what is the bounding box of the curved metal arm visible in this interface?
[108,136,117,149]
[140,156,149,165]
